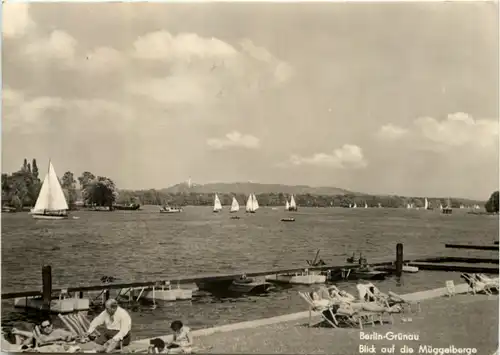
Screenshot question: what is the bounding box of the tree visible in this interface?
[485,191,499,213]
[84,176,118,208]
[61,171,77,209]
[32,159,39,181]
[78,171,96,190]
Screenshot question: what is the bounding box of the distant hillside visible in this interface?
[160,182,355,196]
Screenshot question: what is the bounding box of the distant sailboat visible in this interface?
[442,198,453,214]
[31,160,69,220]
[289,195,298,211]
[424,198,429,210]
[246,193,259,213]
[285,200,290,211]
[352,203,357,209]
[230,197,240,213]
[213,194,222,213]
[364,202,368,209]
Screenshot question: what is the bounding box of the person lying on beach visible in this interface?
[165,320,193,354]
[328,286,356,302]
[11,319,76,349]
[310,291,333,308]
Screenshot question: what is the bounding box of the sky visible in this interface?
[2,2,499,199]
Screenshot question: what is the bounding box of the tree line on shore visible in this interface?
[1,158,120,211]
[2,158,498,213]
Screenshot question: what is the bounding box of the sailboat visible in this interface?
[230,197,239,213]
[352,203,357,209]
[246,193,259,213]
[423,198,433,210]
[364,202,368,209]
[285,200,290,211]
[288,195,298,211]
[442,198,453,214]
[230,196,240,219]
[31,160,69,220]
[213,194,222,213]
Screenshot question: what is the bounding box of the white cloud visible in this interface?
[376,124,409,140]
[3,88,133,134]
[3,3,35,38]
[82,47,127,73]
[207,131,260,150]
[414,112,498,148]
[281,144,367,169]
[133,31,238,61]
[375,112,498,150]
[128,32,293,105]
[23,30,77,65]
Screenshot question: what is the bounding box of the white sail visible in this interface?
[289,195,297,209]
[253,194,259,210]
[407,203,411,209]
[364,202,368,208]
[32,161,69,213]
[285,200,290,210]
[246,195,253,211]
[230,197,240,212]
[424,198,429,209]
[213,194,222,211]
[353,203,357,209]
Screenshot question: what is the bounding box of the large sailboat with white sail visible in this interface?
[246,193,259,213]
[213,194,222,213]
[30,160,69,220]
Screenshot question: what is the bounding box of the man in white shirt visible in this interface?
[86,299,132,353]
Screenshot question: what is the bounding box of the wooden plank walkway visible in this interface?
[407,261,499,274]
[1,259,398,300]
[445,244,499,251]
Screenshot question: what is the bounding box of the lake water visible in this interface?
[1,206,498,338]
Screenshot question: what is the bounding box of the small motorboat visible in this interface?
[281,217,295,222]
[375,263,419,274]
[328,267,389,281]
[228,275,272,294]
[160,206,183,213]
[265,269,326,285]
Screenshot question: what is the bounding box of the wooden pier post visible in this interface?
[395,243,403,277]
[104,289,110,301]
[42,265,52,311]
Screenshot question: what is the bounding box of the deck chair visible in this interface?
[58,312,124,352]
[58,313,100,339]
[386,291,422,313]
[461,274,497,295]
[298,291,373,329]
[476,274,500,289]
[357,284,389,306]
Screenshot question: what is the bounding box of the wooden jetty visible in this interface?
[445,243,499,251]
[407,261,498,274]
[4,242,499,314]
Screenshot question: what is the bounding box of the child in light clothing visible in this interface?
[166,321,193,354]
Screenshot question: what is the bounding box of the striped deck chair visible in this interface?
[298,291,372,329]
[58,312,101,340]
